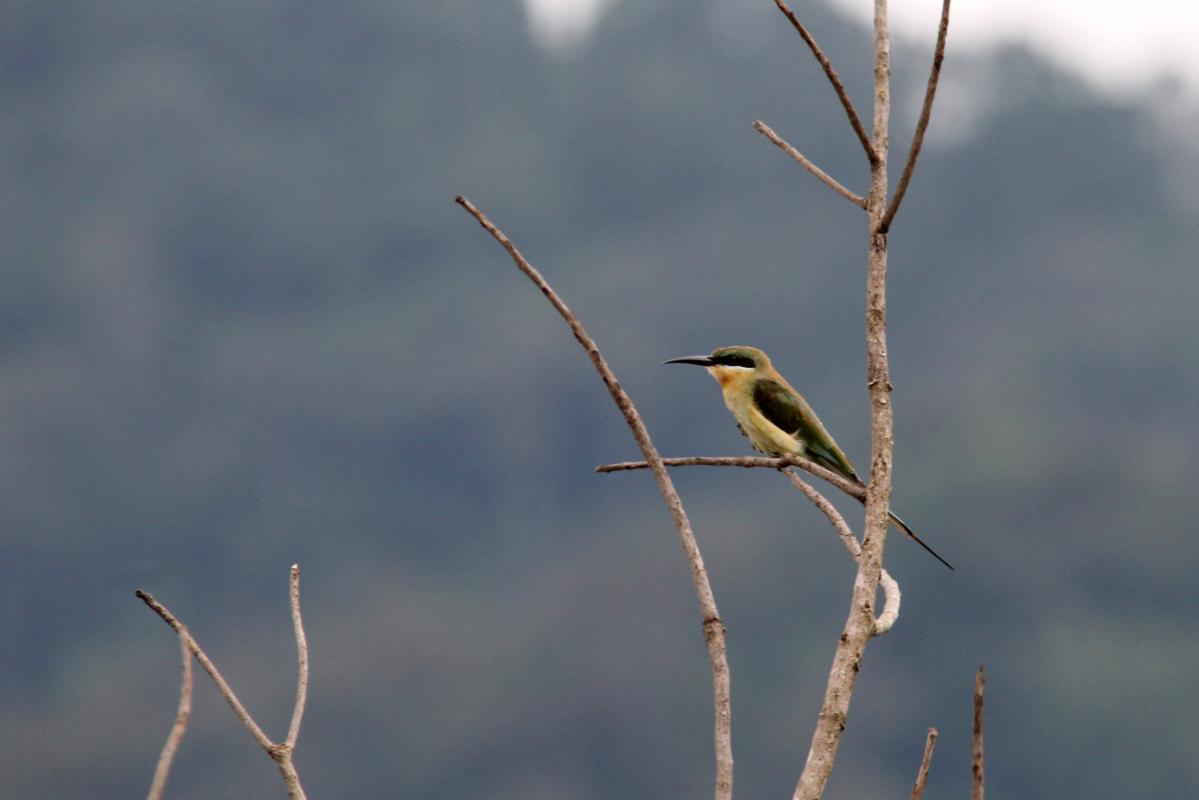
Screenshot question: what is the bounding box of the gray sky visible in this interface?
[526,0,1199,97]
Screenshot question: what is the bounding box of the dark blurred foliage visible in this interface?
[1,1,1197,797]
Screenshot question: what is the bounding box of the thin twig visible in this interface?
[781,471,900,632]
[909,727,938,800]
[772,0,878,163]
[782,470,900,633]
[146,627,193,800]
[879,0,951,234]
[972,666,985,800]
[754,120,866,208]
[135,590,275,752]
[456,195,733,800]
[782,469,860,556]
[600,456,903,629]
[597,454,865,500]
[285,564,308,749]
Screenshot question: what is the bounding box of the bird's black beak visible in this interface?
[663,355,714,366]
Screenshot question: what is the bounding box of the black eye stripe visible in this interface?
[714,354,755,368]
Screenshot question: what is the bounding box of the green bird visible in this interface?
[665,345,952,570]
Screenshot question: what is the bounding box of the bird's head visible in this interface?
[664,345,771,389]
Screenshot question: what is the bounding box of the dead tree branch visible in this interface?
[879,0,952,234]
[597,454,865,501]
[754,120,866,208]
[456,195,733,800]
[772,0,877,163]
[146,627,193,800]
[136,590,274,751]
[973,666,986,800]
[782,469,864,559]
[909,727,939,800]
[790,0,929,793]
[136,566,311,800]
[456,0,953,792]
[599,456,902,631]
[782,470,900,634]
[285,564,309,749]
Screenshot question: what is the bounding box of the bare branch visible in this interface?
[285,564,309,749]
[772,0,878,163]
[973,666,986,800]
[136,570,310,800]
[754,120,866,208]
[909,727,938,800]
[457,195,733,800]
[601,456,904,630]
[879,0,951,234]
[597,454,865,501]
[146,627,193,800]
[781,470,900,634]
[793,0,899,795]
[136,590,275,752]
[781,469,860,555]
[273,751,307,800]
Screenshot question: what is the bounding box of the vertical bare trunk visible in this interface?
[792,2,894,798]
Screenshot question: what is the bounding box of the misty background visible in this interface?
[2,1,1197,798]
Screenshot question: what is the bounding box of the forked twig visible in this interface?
[754,120,866,208]
[879,0,951,233]
[910,727,938,800]
[772,0,877,163]
[136,590,274,751]
[137,567,311,800]
[146,627,193,800]
[456,195,734,800]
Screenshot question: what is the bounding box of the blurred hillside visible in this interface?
[1,1,1197,798]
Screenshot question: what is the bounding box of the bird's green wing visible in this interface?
[752,378,860,481]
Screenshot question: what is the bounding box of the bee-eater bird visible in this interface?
[665,345,952,570]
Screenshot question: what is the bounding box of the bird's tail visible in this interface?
[886,510,954,570]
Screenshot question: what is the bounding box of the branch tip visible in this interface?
[909,727,938,800]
